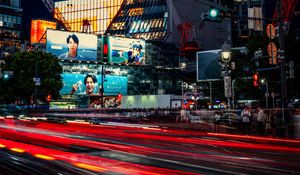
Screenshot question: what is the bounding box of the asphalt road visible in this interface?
[0,118,300,175]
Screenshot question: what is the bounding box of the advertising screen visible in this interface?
[46,30,98,61]
[196,49,222,81]
[104,36,146,65]
[30,20,56,44]
[60,73,128,96]
[197,47,247,81]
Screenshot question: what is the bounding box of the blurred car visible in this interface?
[220,112,241,125]
[0,105,26,119]
[46,117,67,124]
[44,115,67,124]
[89,118,106,125]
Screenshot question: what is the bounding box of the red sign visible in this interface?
[31,20,56,44]
[266,24,276,39]
[267,42,277,58]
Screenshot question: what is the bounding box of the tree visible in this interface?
[0,51,63,105]
[230,48,262,101]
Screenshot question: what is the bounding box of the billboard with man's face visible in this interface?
[60,64,128,96]
[60,73,128,96]
[103,36,146,65]
[46,30,98,61]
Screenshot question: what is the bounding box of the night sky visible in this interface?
[22,0,54,41]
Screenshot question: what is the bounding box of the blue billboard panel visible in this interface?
[196,47,247,81]
[196,50,222,81]
[46,29,98,61]
[60,73,128,96]
[105,36,146,65]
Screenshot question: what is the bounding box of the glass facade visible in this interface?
[0,0,22,50]
[55,0,123,34]
[106,0,168,40]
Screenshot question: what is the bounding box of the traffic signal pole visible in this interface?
[278,0,287,130]
[278,0,287,108]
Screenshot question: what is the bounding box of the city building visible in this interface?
[106,0,231,50]
[54,0,123,34]
[0,0,22,55]
[18,0,231,108]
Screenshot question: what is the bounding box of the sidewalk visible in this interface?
[153,116,300,139]
[155,121,237,134]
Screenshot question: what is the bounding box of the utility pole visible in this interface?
[278,0,287,109]
[277,0,286,131]
[101,65,105,108]
[209,81,212,104]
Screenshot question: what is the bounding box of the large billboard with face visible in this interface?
[60,74,128,96]
[103,36,146,65]
[30,20,56,44]
[60,64,128,96]
[46,30,98,61]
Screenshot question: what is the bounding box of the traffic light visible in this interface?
[3,73,9,80]
[117,93,122,100]
[202,8,221,22]
[2,71,13,80]
[253,72,259,87]
[202,8,232,22]
[209,8,219,18]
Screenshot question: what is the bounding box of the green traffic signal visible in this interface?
[209,8,219,18]
[203,8,233,22]
[3,73,9,80]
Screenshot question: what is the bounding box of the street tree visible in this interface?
[0,51,63,105]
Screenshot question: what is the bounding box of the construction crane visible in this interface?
[166,0,200,57]
[41,0,72,31]
[272,0,298,34]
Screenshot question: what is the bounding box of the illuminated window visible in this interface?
[54,0,122,34]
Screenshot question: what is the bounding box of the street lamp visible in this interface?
[221,41,231,64]
[221,41,232,109]
[260,78,269,109]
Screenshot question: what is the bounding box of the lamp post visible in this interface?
[221,41,231,64]
[261,79,269,109]
[101,65,105,108]
[232,79,236,109]
[209,81,212,104]
[221,41,232,109]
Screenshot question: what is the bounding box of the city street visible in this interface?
[1,117,300,174]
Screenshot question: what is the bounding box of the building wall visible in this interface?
[55,0,123,34]
[0,0,22,52]
[167,0,231,50]
[231,0,265,47]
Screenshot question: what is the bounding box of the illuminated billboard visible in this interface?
[46,30,98,61]
[54,0,123,34]
[103,36,146,65]
[30,20,56,44]
[60,73,128,96]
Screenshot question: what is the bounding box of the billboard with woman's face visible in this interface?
[46,29,98,61]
